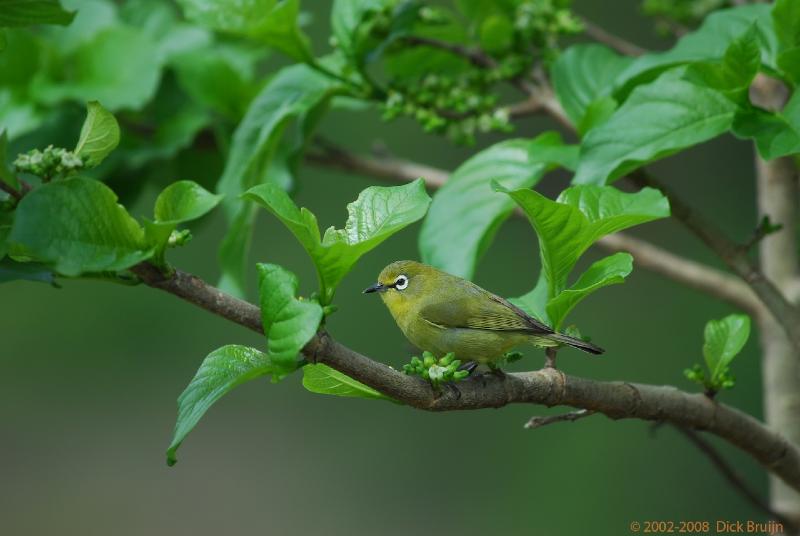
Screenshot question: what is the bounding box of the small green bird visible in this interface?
[364,260,603,366]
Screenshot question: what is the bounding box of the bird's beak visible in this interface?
[363,282,387,294]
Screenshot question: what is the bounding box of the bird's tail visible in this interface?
[549,333,604,355]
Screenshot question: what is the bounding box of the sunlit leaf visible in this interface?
[419,134,576,280]
[166,345,273,466]
[8,177,152,276]
[245,179,431,304]
[302,363,393,401]
[257,263,323,378]
[74,100,119,167]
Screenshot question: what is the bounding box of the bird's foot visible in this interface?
[486,362,506,379]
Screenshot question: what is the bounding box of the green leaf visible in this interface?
[34,26,162,111]
[551,44,633,128]
[146,180,222,263]
[302,363,393,401]
[732,90,800,159]
[166,345,273,466]
[257,263,323,378]
[0,0,75,27]
[683,26,761,104]
[176,0,312,61]
[773,0,800,83]
[154,180,222,224]
[545,252,633,330]
[8,177,152,276]
[172,44,262,120]
[331,0,387,63]
[0,258,57,285]
[245,179,431,304]
[216,64,342,297]
[574,75,737,185]
[74,100,120,167]
[497,184,668,299]
[703,314,751,381]
[419,133,577,280]
[509,272,550,326]
[613,4,776,95]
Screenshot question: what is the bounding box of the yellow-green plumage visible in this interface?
[364,260,603,364]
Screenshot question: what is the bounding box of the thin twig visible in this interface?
[580,17,647,56]
[401,35,497,69]
[0,180,22,201]
[630,169,800,354]
[674,426,798,532]
[305,140,761,314]
[130,260,800,493]
[525,409,595,429]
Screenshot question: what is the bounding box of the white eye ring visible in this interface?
[394,275,409,290]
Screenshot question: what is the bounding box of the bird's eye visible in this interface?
[394,275,409,290]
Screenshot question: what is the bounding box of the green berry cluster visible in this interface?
[514,0,583,53]
[167,229,193,248]
[14,145,85,180]
[381,68,515,144]
[403,351,469,388]
[684,363,735,396]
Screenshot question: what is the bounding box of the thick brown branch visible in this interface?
[306,142,761,313]
[630,170,800,353]
[132,262,800,494]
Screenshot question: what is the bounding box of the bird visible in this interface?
[363,260,603,368]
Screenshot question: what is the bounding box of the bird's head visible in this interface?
[363,260,434,314]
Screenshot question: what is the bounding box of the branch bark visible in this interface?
[630,169,800,355]
[130,261,800,494]
[306,141,762,314]
[580,18,647,56]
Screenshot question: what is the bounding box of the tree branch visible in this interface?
[580,18,647,56]
[130,261,800,494]
[630,169,800,354]
[525,409,595,429]
[306,141,762,314]
[673,425,797,531]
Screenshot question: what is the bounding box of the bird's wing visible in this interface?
[418,282,553,335]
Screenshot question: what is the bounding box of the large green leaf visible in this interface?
[419,134,577,280]
[773,0,800,83]
[245,179,431,304]
[166,345,273,466]
[303,363,394,401]
[8,177,152,276]
[257,263,323,378]
[545,252,633,330]
[0,0,75,27]
[331,0,387,64]
[217,64,342,297]
[498,184,668,300]
[573,75,737,185]
[733,90,800,159]
[172,44,261,120]
[551,44,632,129]
[74,100,119,167]
[703,314,751,381]
[176,0,312,61]
[35,25,162,110]
[682,26,761,104]
[613,4,776,95]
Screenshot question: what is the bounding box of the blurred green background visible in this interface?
[1,1,770,534]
